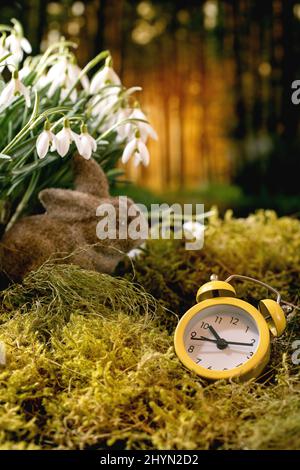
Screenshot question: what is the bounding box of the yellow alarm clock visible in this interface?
[174,274,292,381]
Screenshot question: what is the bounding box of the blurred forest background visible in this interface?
[1,0,300,215]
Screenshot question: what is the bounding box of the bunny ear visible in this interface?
[39,188,99,221]
[73,154,109,198]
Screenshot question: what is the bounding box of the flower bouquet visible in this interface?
[0,19,157,236]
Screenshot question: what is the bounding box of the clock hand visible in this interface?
[192,335,228,350]
[207,325,230,349]
[208,325,223,341]
[224,340,255,347]
[191,336,254,347]
[191,336,218,342]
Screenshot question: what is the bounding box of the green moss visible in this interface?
[118,210,300,322]
[0,210,299,450]
[0,263,158,337]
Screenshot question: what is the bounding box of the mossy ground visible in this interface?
[0,210,300,450]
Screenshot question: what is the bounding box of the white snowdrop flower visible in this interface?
[46,57,67,84]
[126,107,158,143]
[121,133,150,167]
[183,221,206,240]
[47,56,89,89]
[115,108,132,142]
[6,30,32,64]
[18,64,31,80]
[127,242,146,259]
[47,76,64,99]
[34,74,49,91]
[90,88,120,119]
[36,121,58,159]
[18,56,34,79]
[0,70,31,108]
[68,61,90,91]
[46,56,89,101]
[90,57,121,94]
[77,124,97,160]
[46,58,66,98]
[60,79,78,103]
[55,119,79,158]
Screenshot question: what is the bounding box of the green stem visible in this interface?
[0,52,12,64]
[38,40,77,69]
[0,26,13,32]
[61,50,109,103]
[1,103,72,156]
[49,114,84,131]
[87,86,122,111]
[5,171,39,231]
[34,51,74,83]
[0,91,40,154]
[96,118,149,142]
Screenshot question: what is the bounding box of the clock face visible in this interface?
[183,304,260,371]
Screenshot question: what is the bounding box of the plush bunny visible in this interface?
[0,155,145,283]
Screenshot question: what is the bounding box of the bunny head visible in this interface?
[0,155,146,283]
[38,155,146,250]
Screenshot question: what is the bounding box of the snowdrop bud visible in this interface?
[135,139,150,166]
[36,120,57,159]
[13,70,31,106]
[0,70,31,108]
[6,28,32,64]
[121,138,137,164]
[121,130,150,167]
[90,56,121,94]
[121,104,158,144]
[132,106,158,142]
[68,56,90,91]
[77,123,97,160]
[55,118,79,158]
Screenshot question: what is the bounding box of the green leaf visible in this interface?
[28,90,40,124]
[12,155,57,176]
[0,52,12,64]
[106,168,125,177]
